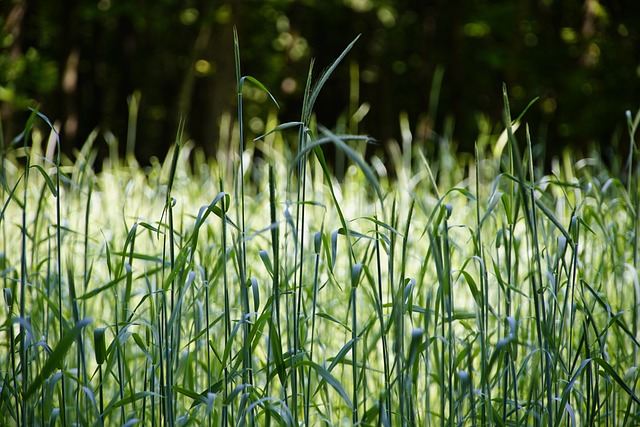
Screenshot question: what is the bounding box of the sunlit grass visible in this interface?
[2,36,640,426]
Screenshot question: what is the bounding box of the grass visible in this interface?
[2,35,640,426]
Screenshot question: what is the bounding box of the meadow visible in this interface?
[2,34,640,426]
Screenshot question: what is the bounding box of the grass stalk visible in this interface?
[221,175,231,426]
[232,29,253,408]
[399,200,414,423]
[374,215,392,422]
[626,108,640,367]
[19,111,38,426]
[304,230,322,425]
[159,118,184,426]
[474,142,495,426]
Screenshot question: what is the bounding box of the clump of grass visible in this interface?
[1,33,640,427]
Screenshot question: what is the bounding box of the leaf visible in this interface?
[94,327,108,365]
[513,96,539,125]
[327,338,355,372]
[30,108,59,140]
[173,385,211,406]
[338,227,371,241]
[458,267,482,308]
[316,312,350,333]
[29,164,57,197]
[131,332,152,363]
[351,263,364,288]
[26,318,93,399]
[581,280,640,348]
[223,383,252,405]
[0,174,24,218]
[248,277,259,313]
[534,197,574,249]
[311,146,352,261]
[304,35,361,123]
[320,125,384,203]
[407,328,424,367]
[240,75,279,108]
[77,274,128,300]
[258,250,273,277]
[331,229,339,269]
[314,231,322,254]
[268,319,287,388]
[238,397,294,427]
[351,216,402,237]
[254,121,304,141]
[103,391,158,416]
[297,359,353,409]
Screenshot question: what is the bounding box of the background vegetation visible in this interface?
[2,0,639,163]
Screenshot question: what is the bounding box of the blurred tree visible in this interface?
[1,0,58,141]
[1,0,638,163]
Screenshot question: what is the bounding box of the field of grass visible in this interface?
[2,35,640,426]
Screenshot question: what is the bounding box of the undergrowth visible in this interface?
[1,33,640,426]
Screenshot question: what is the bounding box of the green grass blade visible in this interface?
[25,318,93,399]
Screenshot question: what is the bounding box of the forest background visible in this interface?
[1,0,639,164]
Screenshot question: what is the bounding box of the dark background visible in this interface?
[2,0,639,164]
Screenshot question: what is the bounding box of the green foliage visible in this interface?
[0,47,58,106]
[2,33,640,427]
